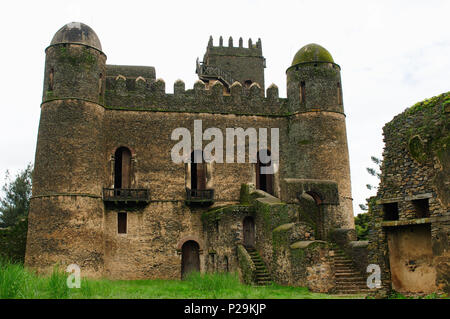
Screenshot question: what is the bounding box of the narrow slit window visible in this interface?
[118,212,127,234]
[49,68,54,91]
[337,82,342,104]
[299,81,305,102]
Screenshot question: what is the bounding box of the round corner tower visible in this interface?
[285,43,354,230]
[25,22,107,277]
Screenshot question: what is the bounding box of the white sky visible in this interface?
[0,0,449,215]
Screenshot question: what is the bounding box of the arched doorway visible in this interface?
[256,149,273,195]
[181,240,200,279]
[243,216,255,248]
[298,192,324,240]
[114,147,132,189]
[191,150,206,190]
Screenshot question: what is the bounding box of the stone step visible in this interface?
[336,277,365,282]
[334,267,353,272]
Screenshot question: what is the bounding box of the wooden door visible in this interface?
[243,217,255,248]
[181,241,200,279]
[196,163,206,190]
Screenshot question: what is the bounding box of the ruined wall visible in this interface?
[386,224,436,293]
[369,92,450,295]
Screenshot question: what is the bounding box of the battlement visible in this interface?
[206,36,263,57]
[100,74,288,115]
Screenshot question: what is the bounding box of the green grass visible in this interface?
[0,258,361,299]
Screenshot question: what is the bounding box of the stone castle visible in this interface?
[25,22,369,294]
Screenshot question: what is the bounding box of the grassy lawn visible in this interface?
[0,259,364,299]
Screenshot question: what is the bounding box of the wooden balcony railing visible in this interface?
[185,188,214,205]
[103,188,150,203]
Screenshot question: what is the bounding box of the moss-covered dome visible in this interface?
[50,22,102,51]
[291,43,334,65]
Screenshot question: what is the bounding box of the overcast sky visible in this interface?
[0,0,449,215]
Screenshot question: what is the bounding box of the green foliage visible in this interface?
[354,213,369,241]
[0,218,28,263]
[47,265,70,299]
[0,258,358,299]
[0,163,33,227]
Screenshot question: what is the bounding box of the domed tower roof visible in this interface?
[291,43,334,66]
[50,22,102,51]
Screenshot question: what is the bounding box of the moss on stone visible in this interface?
[273,223,295,232]
[239,184,251,205]
[291,43,334,66]
[57,46,97,69]
[408,135,427,164]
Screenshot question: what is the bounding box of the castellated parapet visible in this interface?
[26,22,357,291]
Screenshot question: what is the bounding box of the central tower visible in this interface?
[197,36,266,90]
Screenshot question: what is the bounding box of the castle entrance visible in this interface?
[243,216,255,248]
[181,240,200,279]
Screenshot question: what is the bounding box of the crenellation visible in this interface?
[174,79,185,96]
[151,78,166,95]
[267,84,279,100]
[104,76,288,114]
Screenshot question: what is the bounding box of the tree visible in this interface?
[355,212,370,240]
[0,163,33,228]
[359,156,381,212]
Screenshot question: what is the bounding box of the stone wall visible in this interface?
[368,92,450,295]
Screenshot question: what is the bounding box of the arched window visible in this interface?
[255,149,274,195]
[191,150,206,190]
[114,147,132,189]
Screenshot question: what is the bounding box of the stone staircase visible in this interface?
[332,246,370,295]
[246,247,272,286]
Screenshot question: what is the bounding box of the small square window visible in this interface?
[118,212,127,234]
[383,203,399,221]
[412,199,430,218]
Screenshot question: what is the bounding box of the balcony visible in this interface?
[185,188,214,206]
[103,188,150,204]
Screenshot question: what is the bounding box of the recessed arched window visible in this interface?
[191,150,206,190]
[256,149,274,195]
[244,80,253,88]
[114,147,132,189]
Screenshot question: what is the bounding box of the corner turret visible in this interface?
[286,43,343,113]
